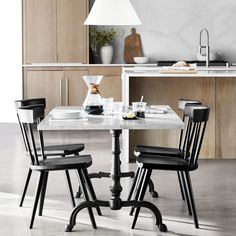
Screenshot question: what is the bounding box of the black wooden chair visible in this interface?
[15,98,85,207]
[128,99,201,203]
[18,105,101,229]
[131,105,210,229]
[15,98,85,155]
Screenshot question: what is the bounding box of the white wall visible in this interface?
[91,0,236,64]
[0,1,22,122]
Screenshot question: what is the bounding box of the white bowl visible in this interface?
[134,57,149,64]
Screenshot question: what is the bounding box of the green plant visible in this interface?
[90,28,117,53]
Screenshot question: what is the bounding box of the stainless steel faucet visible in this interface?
[199,28,210,67]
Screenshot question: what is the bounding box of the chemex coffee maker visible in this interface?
[83,75,103,114]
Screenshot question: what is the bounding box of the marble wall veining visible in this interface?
[89,0,236,64]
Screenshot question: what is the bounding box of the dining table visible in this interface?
[38,105,184,233]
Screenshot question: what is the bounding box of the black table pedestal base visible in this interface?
[65,200,167,232]
[66,130,166,233]
[75,171,135,198]
[88,171,135,179]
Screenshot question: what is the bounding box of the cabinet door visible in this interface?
[24,70,62,114]
[216,78,236,159]
[129,77,216,160]
[88,67,122,101]
[64,70,88,106]
[100,76,122,101]
[57,0,88,63]
[24,0,57,63]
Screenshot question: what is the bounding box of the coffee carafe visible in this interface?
[83,76,103,114]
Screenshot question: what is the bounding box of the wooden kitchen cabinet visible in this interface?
[129,76,216,160]
[57,0,88,63]
[24,66,121,114]
[88,67,122,101]
[23,0,57,63]
[24,68,89,114]
[24,70,62,114]
[216,77,236,159]
[23,0,88,63]
[63,69,88,106]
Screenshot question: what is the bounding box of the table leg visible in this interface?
[65,199,167,232]
[109,129,122,210]
[65,129,167,232]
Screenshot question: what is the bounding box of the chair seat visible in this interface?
[31,155,92,171]
[135,145,181,157]
[43,143,84,155]
[137,154,198,171]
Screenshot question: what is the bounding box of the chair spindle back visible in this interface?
[18,105,45,166]
[183,105,210,167]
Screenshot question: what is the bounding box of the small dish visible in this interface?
[52,110,82,119]
[134,57,149,64]
[123,116,137,120]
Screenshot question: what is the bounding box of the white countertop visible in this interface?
[122,67,236,77]
[23,63,236,77]
[22,63,157,68]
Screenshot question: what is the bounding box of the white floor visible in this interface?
[0,123,236,236]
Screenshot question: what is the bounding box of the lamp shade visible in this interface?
[84,0,141,25]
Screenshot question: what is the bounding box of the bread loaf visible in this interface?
[172,61,189,67]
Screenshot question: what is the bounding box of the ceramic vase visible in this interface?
[100,44,113,64]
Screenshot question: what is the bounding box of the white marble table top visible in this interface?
[38,106,184,131]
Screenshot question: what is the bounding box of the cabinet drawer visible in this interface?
[88,67,122,76]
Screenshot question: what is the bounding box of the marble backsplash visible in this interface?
[89,0,236,64]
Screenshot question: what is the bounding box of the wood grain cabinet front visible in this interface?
[24,66,122,114]
[24,69,88,114]
[23,0,88,63]
[24,70,62,114]
[129,76,216,160]
[88,67,122,101]
[63,70,88,106]
[216,77,236,159]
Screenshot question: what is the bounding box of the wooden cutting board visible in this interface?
[124,28,142,64]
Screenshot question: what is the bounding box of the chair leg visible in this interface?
[127,167,140,201]
[19,168,32,207]
[180,171,192,215]
[177,171,185,201]
[185,171,199,228]
[65,170,76,208]
[148,178,159,198]
[38,172,49,216]
[74,185,82,198]
[129,168,146,216]
[128,168,158,200]
[29,172,45,229]
[74,170,82,198]
[82,169,102,216]
[131,168,152,229]
[77,169,97,229]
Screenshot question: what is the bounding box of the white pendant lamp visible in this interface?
[84,0,141,25]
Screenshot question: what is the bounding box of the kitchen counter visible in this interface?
[122,66,236,79]
[22,63,157,68]
[121,66,236,162]
[23,63,236,161]
[121,66,236,107]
